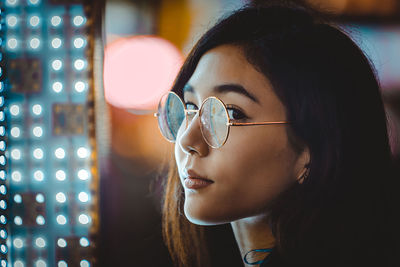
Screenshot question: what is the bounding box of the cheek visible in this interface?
[174,126,186,170]
[219,128,298,209]
[174,142,185,176]
[183,127,298,224]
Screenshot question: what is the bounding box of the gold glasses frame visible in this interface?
[155,91,289,148]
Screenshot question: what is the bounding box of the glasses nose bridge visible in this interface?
[185,108,199,126]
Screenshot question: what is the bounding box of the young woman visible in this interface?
[156,1,399,266]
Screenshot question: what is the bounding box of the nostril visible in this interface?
[188,146,197,155]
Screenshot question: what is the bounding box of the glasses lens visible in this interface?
[157,92,185,142]
[200,97,229,148]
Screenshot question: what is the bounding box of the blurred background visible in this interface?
[0,0,399,266]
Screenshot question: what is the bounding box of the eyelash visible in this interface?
[184,101,248,121]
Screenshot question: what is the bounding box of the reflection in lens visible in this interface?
[157,92,185,142]
[200,98,229,148]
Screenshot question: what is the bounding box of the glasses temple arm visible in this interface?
[228,121,289,126]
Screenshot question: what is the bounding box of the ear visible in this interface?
[294,146,310,184]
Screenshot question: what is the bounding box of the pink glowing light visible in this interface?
[104,35,183,111]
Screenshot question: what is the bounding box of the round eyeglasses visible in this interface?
[155,91,289,148]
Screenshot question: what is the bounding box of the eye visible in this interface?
[184,101,198,110]
[226,106,247,121]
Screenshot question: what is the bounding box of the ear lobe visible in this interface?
[295,147,310,184]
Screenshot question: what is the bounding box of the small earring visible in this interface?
[298,166,310,184]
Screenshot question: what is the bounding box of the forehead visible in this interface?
[186,44,273,98]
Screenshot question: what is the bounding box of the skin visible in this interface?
[174,44,309,266]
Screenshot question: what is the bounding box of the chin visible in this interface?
[183,204,237,226]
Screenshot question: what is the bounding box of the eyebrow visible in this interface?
[183,83,259,104]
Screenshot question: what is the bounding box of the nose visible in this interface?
[177,112,209,157]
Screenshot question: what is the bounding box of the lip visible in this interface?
[182,169,214,190]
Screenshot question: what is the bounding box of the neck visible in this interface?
[231,214,276,267]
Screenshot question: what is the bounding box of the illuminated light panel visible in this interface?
[78,192,89,203]
[0,215,6,224]
[56,215,67,225]
[104,36,183,110]
[30,38,41,49]
[33,170,44,182]
[79,237,89,247]
[51,16,62,27]
[52,59,62,71]
[6,0,18,6]
[29,0,40,4]
[77,147,89,158]
[11,171,22,182]
[74,81,86,92]
[0,112,4,122]
[29,16,40,27]
[14,194,22,203]
[74,59,86,71]
[80,260,90,267]
[29,37,40,49]
[52,82,63,93]
[55,192,66,203]
[77,169,90,180]
[74,37,85,49]
[0,155,5,166]
[32,104,42,115]
[55,170,66,181]
[0,230,6,239]
[6,15,18,27]
[0,127,5,136]
[0,156,5,166]
[0,200,6,210]
[0,244,7,254]
[0,97,3,107]
[0,185,6,195]
[11,148,21,160]
[78,214,90,225]
[51,38,62,49]
[13,238,23,249]
[7,38,18,50]
[14,261,24,267]
[35,237,46,248]
[14,216,23,225]
[11,126,21,138]
[9,104,20,116]
[0,141,5,151]
[73,15,85,27]
[33,148,44,159]
[36,215,45,225]
[32,126,43,137]
[0,170,5,180]
[57,238,67,248]
[55,148,66,159]
[58,261,67,267]
[36,193,45,203]
[35,259,46,267]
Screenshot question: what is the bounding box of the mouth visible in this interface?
[182,169,214,189]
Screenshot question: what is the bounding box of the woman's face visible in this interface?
[175,44,307,225]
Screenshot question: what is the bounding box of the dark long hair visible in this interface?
[162,1,399,266]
